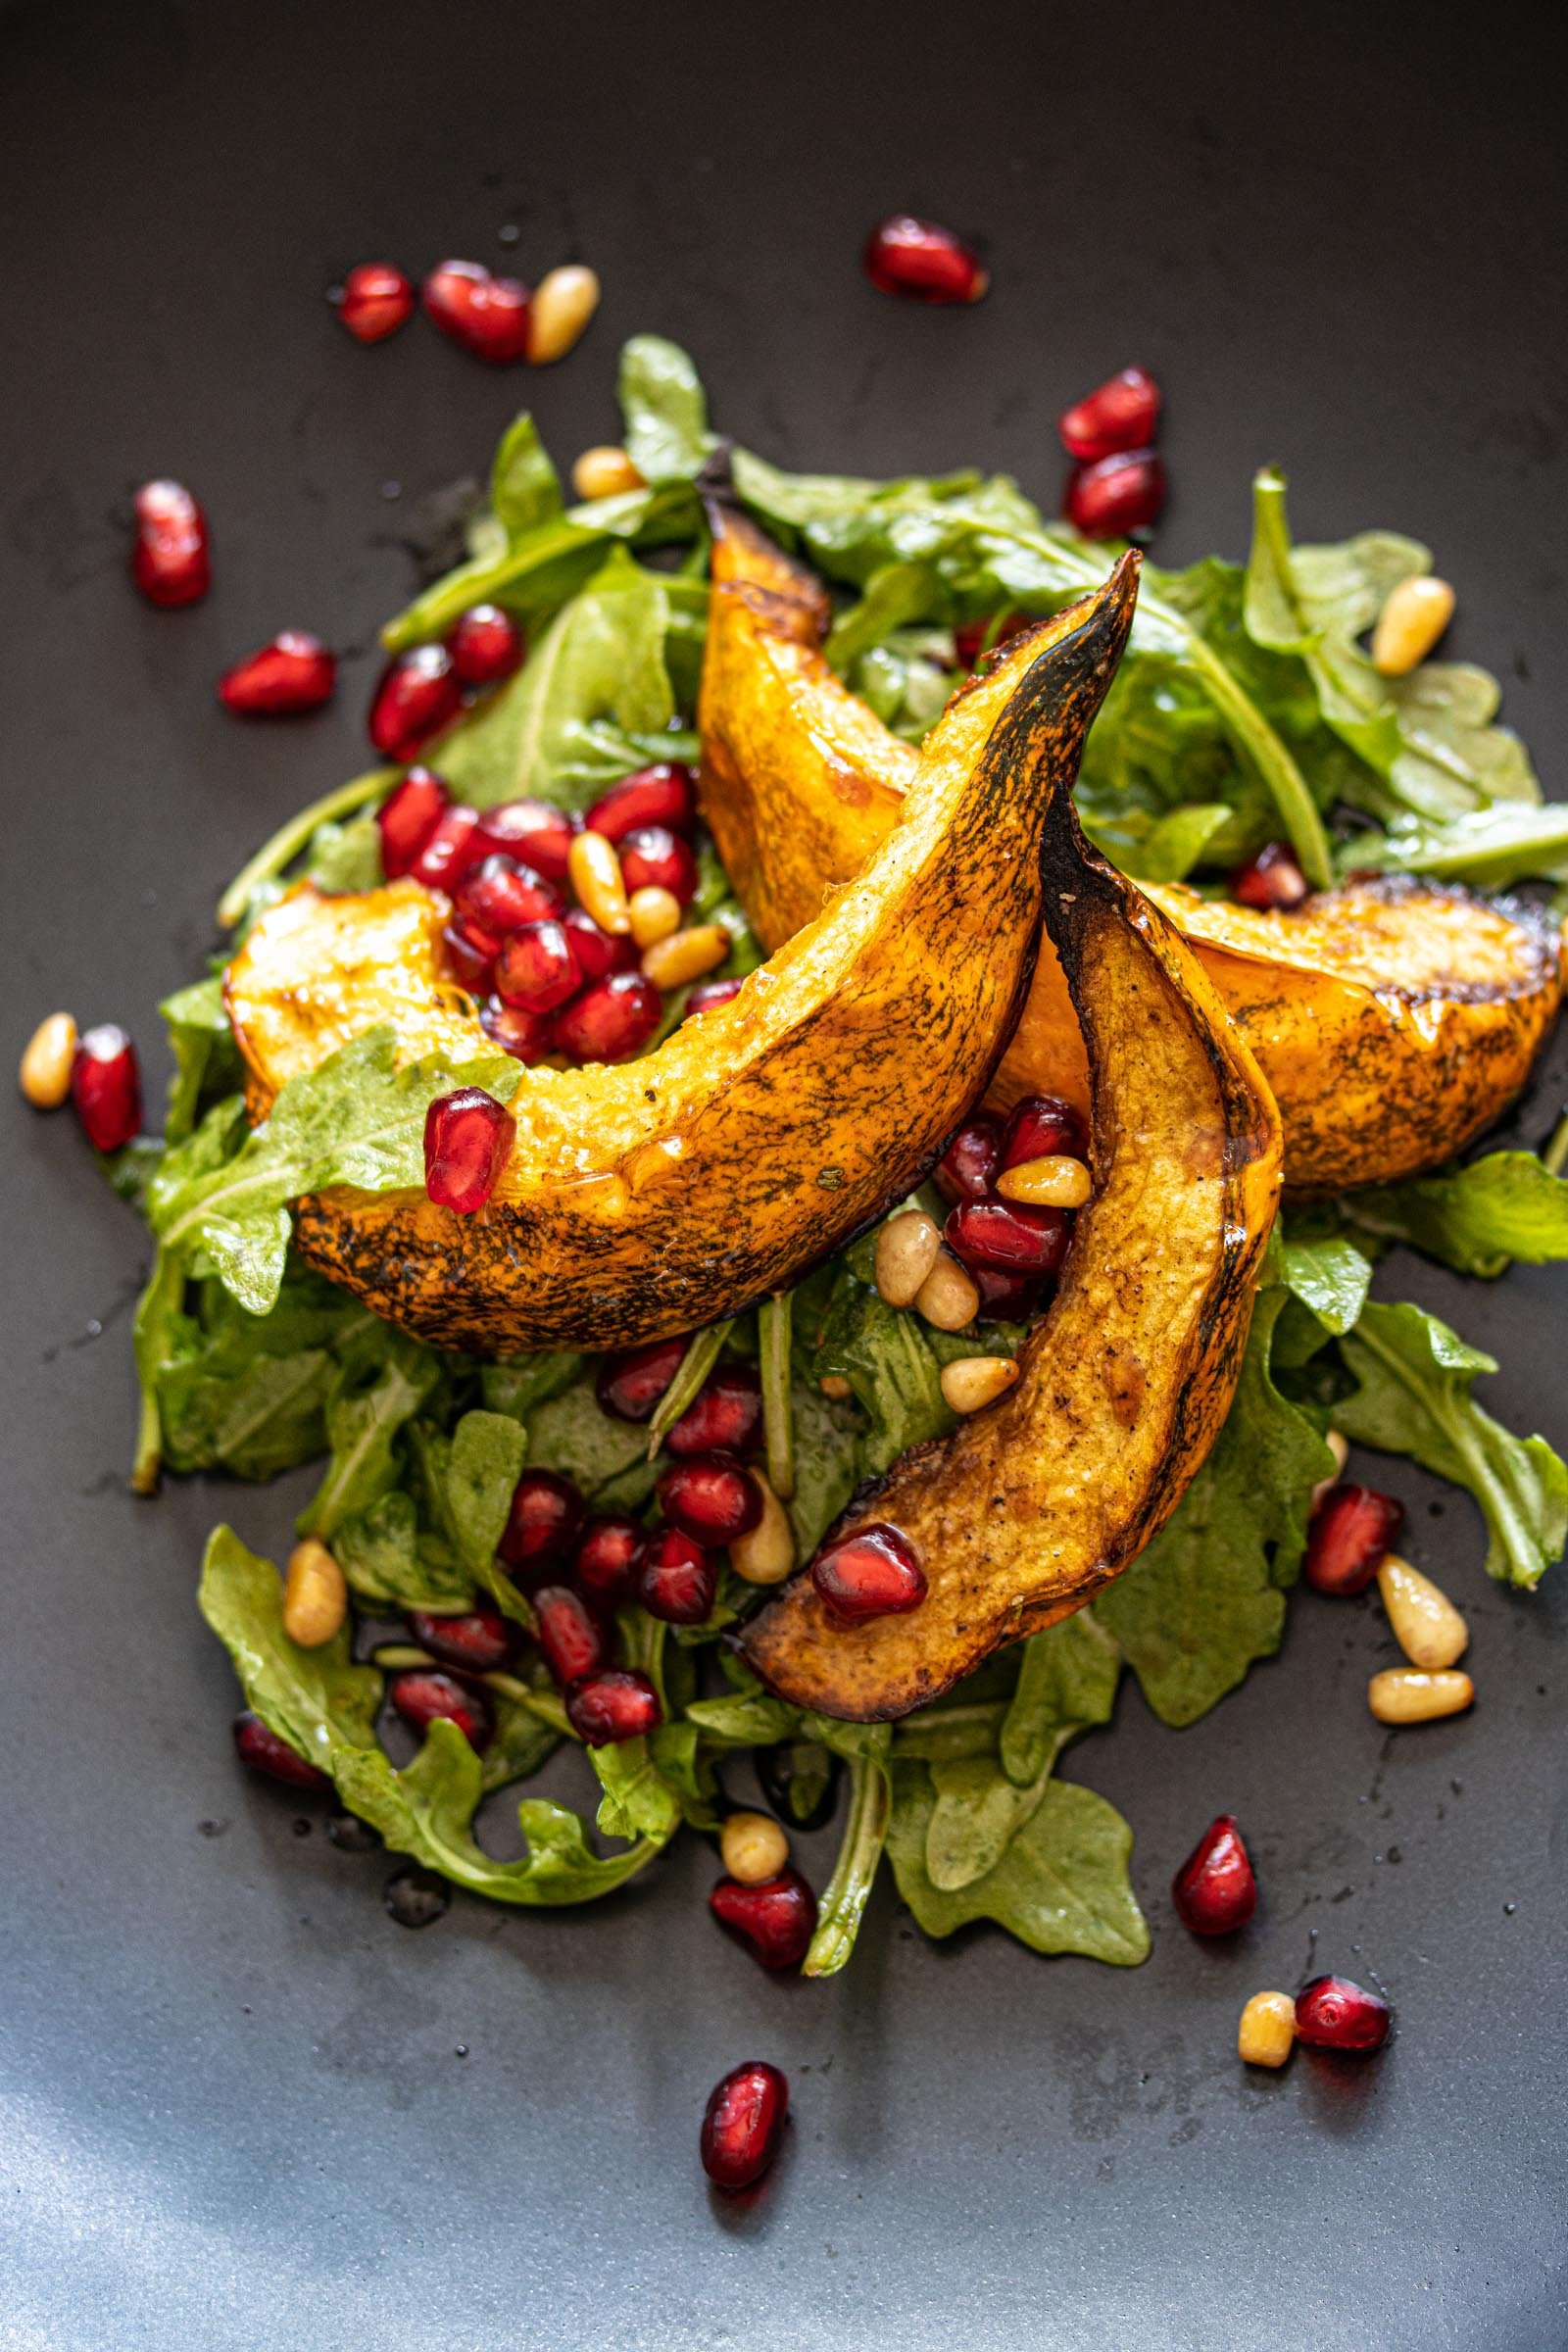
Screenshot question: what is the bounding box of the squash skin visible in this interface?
[224,558,1140,1355]
[698,511,1562,1193]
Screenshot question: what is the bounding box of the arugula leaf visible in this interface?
[524,1375,652,1494]
[684,1690,802,1745]
[200,1524,381,1768]
[1344,1149,1568,1279]
[296,1332,442,1542]
[306,812,382,895]
[645,1318,733,1454]
[488,412,565,539]
[1083,801,1233,884]
[757,1290,794,1500]
[617,334,715,485]
[590,1737,683,1840]
[999,1611,1122,1787]
[159,976,242,1146]
[332,1490,474,1610]
[785,1376,860,1555]
[1340,803,1568,889]
[801,1718,892,1978]
[437,1409,530,1577]
[809,1263,954,1480]
[480,1350,585,1423]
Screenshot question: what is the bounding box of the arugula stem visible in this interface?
[1350,1317,1540,1584]
[802,1750,891,1978]
[482,1674,578,1739]
[216,766,399,929]
[758,1290,795,1500]
[646,1318,733,1458]
[1544,1111,1568,1180]
[130,1385,163,1496]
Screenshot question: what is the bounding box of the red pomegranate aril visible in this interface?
[811,1522,926,1626]
[935,1113,1002,1203]
[452,854,564,945]
[597,1335,687,1423]
[1295,1974,1392,2053]
[953,610,1030,669]
[423,259,531,364]
[701,2061,790,2190]
[472,798,576,881]
[498,1467,584,1570]
[565,1667,662,1746]
[533,1584,609,1687]
[233,1710,329,1791]
[130,478,210,607]
[638,1527,719,1625]
[71,1025,141,1152]
[220,631,336,714]
[494,919,582,1013]
[1001,1093,1088,1169]
[479,995,555,1064]
[946,1198,1070,1277]
[1304,1483,1404,1596]
[377,766,450,878]
[390,1669,493,1752]
[553,971,662,1063]
[407,1606,514,1675]
[972,1264,1044,1322]
[685,976,745,1016]
[333,261,415,344]
[617,824,698,905]
[585,762,698,843]
[563,904,638,981]
[709,1870,818,1970]
[439,922,496,995]
[1231,841,1310,912]
[410,803,481,892]
[572,1514,647,1607]
[447,603,524,686]
[1058,366,1162,464]
[666,1364,763,1458]
[863,214,989,305]
[1064,449,1166,538]
[1171,1814,1256,1935]
[422,1086,514,1213]
[368,644,463,760]
[660,1454,763,1544]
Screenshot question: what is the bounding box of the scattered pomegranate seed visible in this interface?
[494,919,582,1013]
[71,1025,141,1152]
[422,1086,514,1213]
[130,478,210,608]
[1063,449,1166,538]
[390,1669,493,1752]
[452,854,564,947]
[685,976,745,1017]
[660,1454,762,1545]
[407,1606,514,1675]
[472,798,576,880]
[971,1265,1044,1322]
[1001,1094,1088,1169]
[439,923,496,995]
[617,824,698,905]
[409,803,482,892]
[498,1468,584,1570]
[333,262,416,344]
[563,904,638,981]
[572,1514,647,1608]
[553,970,662,1062]
[1230,841,1310,912]
[368,644,463,760]
[232,1710,329,1791]
[665,1364,763,1458]
[946,1198,1070,1277]
[597,1335,687,1423]
[219,631,336,714]
[447,603,524,686]
[935,1113,1002,1203]
[1172,1814,1257,1935]
[565,1667,662,1746]
[1058,367,1162,463]
[1304,1483,1404,1596]
[478,995,555,1063]
[585,763,698,843]
[377,767,450,879]
[811,1522,926,1625]
[953,611,1030,669]
[638,1527,719,1625]
[1295,1974,1392,2053]
[701,2060,790,2190]
[533,1584,609,1686]
[863,214,989,304]
[423,259,531,364]
[710,1870,818,1969]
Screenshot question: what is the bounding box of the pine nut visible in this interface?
[641,924,729,991]
[1238,1989,1297,2069]
[568,828,631,934]
[996,1152,1092,1208]
[940,1354,1021,1414]
[283,1539,347,1648]
[1310,1427,1349,1510]
[19,1011,76,1107]
[1376,1556,1469,1671]
[728,1471,796,1585]
[915,1250,980,1333]
[875,1208,942,1308]
[1371,575,1455,676]
[526,264,601,366]
[1368,1667,1474,1726]
[571,445,645,502]
[628,884,683,949]
[719,1809,790,1885]
[819,1374,853,1400]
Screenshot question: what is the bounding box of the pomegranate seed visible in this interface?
[616,824,698,905]
[498,1468,584,1571]
[1171,1814,1256,1935]
[935,1113,1002,1203]
[685,976,745,1017]
[1001,1093,1088,1169]
[423,259,531,364]
[377,767,450,879]
[553,971,662,1062]
[407,1606,514,1674]
[1304,1484,1404,1596]
[219,631,335,714]
[1058,366,1162,463]
[1231,841,1310,912]
[946,1199,1070,1277]
[1295,1974,1392,2053]
[333,262,415,344]
[130,478,210,607]
[422,1086,514,1213]
[585,763,697,843]
[447,603,524,685]
[389,1669,493,1752]
[472,799,576,881]
[410,803,481,892]
[638,1527,719,1625]
[573,1514,647,1607]
[565,1667,662,1746]
[368,644,463,760]
[659,1454,762,1545]
[810,1523,926,1626]
[953,611,1029,669]
[563,903,638,981]
[232,1710,329,1791]
[494,918,582,1013]
[701,2060,790,2190]
[597,1336,686,1422]
[1063,449,1166,538]
[863,214,989,305]
[533,1584,609,1686]
[666,1364,763,1458]
[452,855,564,947]
[709,1870,818,1969]
[478,995,555,1063]
[972,1265,1044,1322]
[71,1025,141,1152]
[439,923,496,995]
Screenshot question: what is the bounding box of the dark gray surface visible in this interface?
[2,4,1565,2345]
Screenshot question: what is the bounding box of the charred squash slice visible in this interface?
[739,780,1284,1720]
[699,508,1562,1193]
[224,558,1140,1355]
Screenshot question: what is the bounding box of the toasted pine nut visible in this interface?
[283,1539,348,1648]
[628,884,683,949]
[996,1152,1092,1208]
[1368,1667,1474,1726]
[728,1471,796,1585]
[719,1809,790,1884]
[1371,575,1455,676]
[19,1011,77,1107]
[641,924,729,992]
[1238,1989,1297,2069]
[915,1250,980,1333]
[568,828,631,934]
[940,1354,1021,1414]
[1376,1556,1468,1671]
[526,265,601,366]
[875,1208,942,1308]
[571,445,645,502]
[819,1374,853,1400]
[1310,1427,1349,1511]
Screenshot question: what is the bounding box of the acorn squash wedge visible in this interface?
[699,508,1562,1194]
[738,776,1284,1721]
[224,556,1140,1355]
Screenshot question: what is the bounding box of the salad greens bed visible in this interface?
[117,337,1568,1976]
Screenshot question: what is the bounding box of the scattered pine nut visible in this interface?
[19,1011,77,1107]
[1377,1555,1469,1672]
[719,1809,790,1885]
[568,828,631,934]
[283,1539,348,1648]
[628,884,683,949]
[819,1374,853,1400]
[1368,1667,1474,1726]
[641,924,729,992]
[1310,1427,1349,1512]
[939,1354,1021,1414]
[915,1250,980,1333]
[1238,1989,1297,2069]
[729,1471,796,1585]
[526,265,601,366]
[1371,575,1455,676]
[996,1152,1092,1208]
[874,1208,942,1308]
[571,445,645,502]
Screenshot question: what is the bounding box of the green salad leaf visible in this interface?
[297,1332,443,1541]
[200,1524,382,1769]
[1344,1149,1568,1279]
[801,1718,893,1979]
[617,333,715,486]
[999,1612,1122,1788]
[489,412,565,539]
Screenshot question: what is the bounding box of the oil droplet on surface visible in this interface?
[384,1867,450,1929]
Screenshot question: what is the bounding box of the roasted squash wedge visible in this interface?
[739,777,1284,1720]
[699,509,1562,1193]
[224,557,1140,1355]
